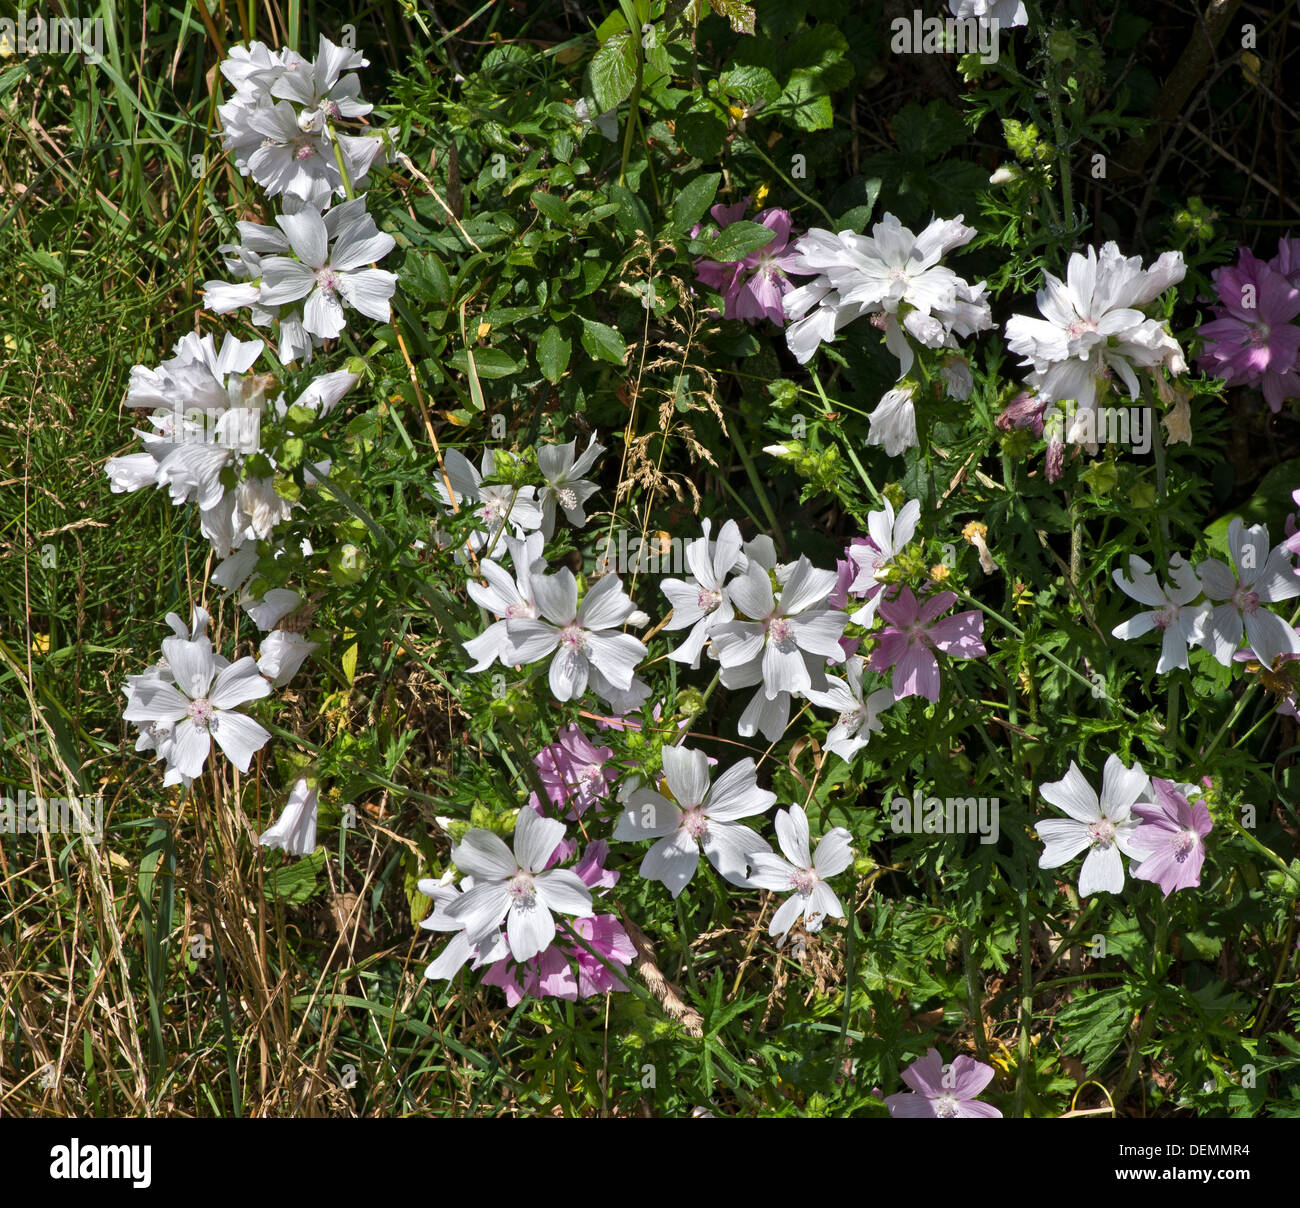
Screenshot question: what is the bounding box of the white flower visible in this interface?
[417,873,511,980]
[847,497,921,624]
[803,657,894,762]
[1036,755,1148,897]
[866,384,919,457]
[711,555,847,698]
[505,570,647,703]
[257,630,319,687]
[259,201,397,339]
[446,809,594,962]
[462,532,544,671]
[613,747,775,897]
[260,778,319,856]
[241,588,303,632]
[122,636,272,783]
[432,448,543,554]
[784,215,991,376]
[537,434,604,539]
[1195,519,1300,665]
[948,0,1028,27]
[1004,243,1185,439]
[662,518,745,669]
[1111,553,1209,673]
[747,805,854,941]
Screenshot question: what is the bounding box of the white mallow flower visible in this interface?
[417,873,511,980]
[1111,553,1209,673]
[1036,755,1148,897]
[803,657,895,762]
[259,778,319,856]
[1004,243,1186,438]
[257,630,319,687]
[747,805,854,942]
[258,202,397,339]
[123,636,272,783]
[462,532,544,672]
[506,570,647,704]
[848,497,921,625]
[613,747,775,898]
[949,0,1028,27]
[1195,520,1300,665]
[125,330,263,413]
[446,808,594,963]
[710,556,847,699]
[432,448,543,553]
[866,384,918,457]
[662,518,745,669]
[537,434,604,539]
[784,215,991,376]
[241,588,303,632]
[270,36,372,117]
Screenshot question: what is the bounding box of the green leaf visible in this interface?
[671,171,721,232]
[589,30,637,115]
[701,219,775,262]
[892,99,967,160]
[447,347,520,379]
[537,325,571,383]
[709,0,756,34]
[676,111,727,160]
[400,250,452,306]
[266,850,327,905]
[719,64,780,107]
[579,318,628,365]
[530,190,569,225]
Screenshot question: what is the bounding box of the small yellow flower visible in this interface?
[930,564,951,583]
[754,182,770,208]
[727,105,745,120]
[476,320,492,340]
[32,633,50,656]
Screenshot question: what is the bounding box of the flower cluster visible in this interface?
[1036,756,1213,900]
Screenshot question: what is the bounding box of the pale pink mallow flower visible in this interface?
[1130,779,1212,899]
[446,808,595,963]
[122,635,272,784]
[866,586,986,702]
[747,805,853,943]
[505,569,647,704]
[1110,553,1209,674]
[803,656,895,763]
[661,518,745,669]
[613,747,774,898]
[1195,519,1300,665]
[1036,756,1148,897]
[885,1049,1002,1118]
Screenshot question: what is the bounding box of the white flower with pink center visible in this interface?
[504,567,646,705]
[122,634,272,786]
[432,448,543,556]
[1195,518,1300,666]
[662,518,746,670]
[1035,755,1148,898]
[847,497,921,626]
[536,435,605,539]
[462,532,545,672]
[1111,553,1209,674]
[258,202,397,340]
[613,747,775,899]
[446,809,594,963]
[803,656,895,763]
[747,805,853,943]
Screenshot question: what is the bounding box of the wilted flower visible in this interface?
[260,778,319,856]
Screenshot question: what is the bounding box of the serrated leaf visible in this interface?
[589,30,637,115]
[709,0,755,34]
[530,190,569,224]
[579,318,627,365]
[537,324,571,383]
[266,850,326,905]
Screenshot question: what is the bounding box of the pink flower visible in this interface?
[1197,248,1300,412]
[693,201,802,325]
[529,725,617,820]
[885,1049,1002,1118]
[867,587,986,701]
[1130,779,1213,898]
